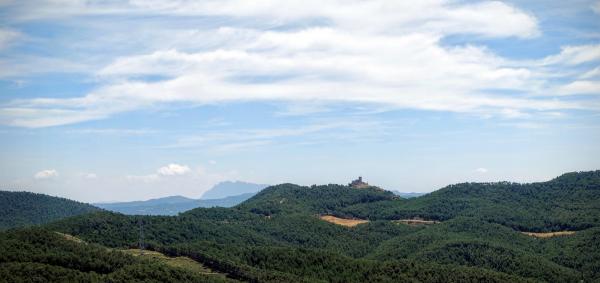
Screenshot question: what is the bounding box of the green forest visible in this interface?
[0,191,101,230]
[1,171,599,282]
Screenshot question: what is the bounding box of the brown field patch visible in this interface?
[394,219,440,225]
[319,215,369,227]
[55,232,86,244]
[521,231,575,238]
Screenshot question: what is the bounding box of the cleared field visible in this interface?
[319,215,369,227]
[122,249,224,276]
[394,219,440,225]
[54,232,225,277]
[521,231,575,238]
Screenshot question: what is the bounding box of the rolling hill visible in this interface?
[0,191,101,230]
[337,170,600,231]
[0,228,234,282]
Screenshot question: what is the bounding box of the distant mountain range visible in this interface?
[95,193,256,215]
[2,171,600,282]
[391,191,426,198]
[95,181,269,215]
[201,181,269,199]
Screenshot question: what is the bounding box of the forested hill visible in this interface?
[236,183,396,215]
[0,191,101,230]
[3,171,600,282]
[337,170,600,232]
[218,171,600,232]
[0,228,234,282]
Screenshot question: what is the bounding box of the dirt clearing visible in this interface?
[319,215,369,227]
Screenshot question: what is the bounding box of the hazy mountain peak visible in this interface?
[201,181,269,200]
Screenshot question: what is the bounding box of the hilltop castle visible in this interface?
[349,176,369,189]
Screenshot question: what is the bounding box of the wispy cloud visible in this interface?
[542,44,600,66]
[67,128,157,136]
[34,169,58,179]
[557,80,600,96]
[162,118,390,152]
[0,0,598,128]
[5,0,539,39]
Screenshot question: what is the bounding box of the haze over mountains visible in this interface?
[95,193,257,216]
[391,191,426,198]
[201,181,270,200]
[94,181,268,215]
[94,181,427,215]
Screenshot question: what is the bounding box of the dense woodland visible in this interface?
[1,171,600,282]
[0,191,101,230]
[0,228,233,282]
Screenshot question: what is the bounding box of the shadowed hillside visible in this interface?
[0,191,101,230]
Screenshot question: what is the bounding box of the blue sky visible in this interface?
[0,0,599,202]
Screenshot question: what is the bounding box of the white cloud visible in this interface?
[156,163,191,176]
[34,169,58,179]
[2,33,589,128]
[126,164,191,182]
[475,168,488,174]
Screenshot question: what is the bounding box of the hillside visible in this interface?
[96,193,256,215]
[338,171,600,231]
[0,191,101,230]
[237,183,396,215]
[0,228,234,282]
[4,171,600,282]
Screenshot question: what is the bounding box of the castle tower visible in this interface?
[350,176,369,188]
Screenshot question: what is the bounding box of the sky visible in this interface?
[0,0,599,202]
